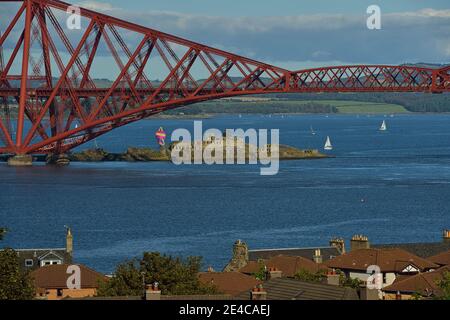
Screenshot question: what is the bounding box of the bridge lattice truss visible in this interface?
[0,0,449,155]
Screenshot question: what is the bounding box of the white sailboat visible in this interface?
[324,136,333,150]
[310,126,316,135]
[379,120,387,131]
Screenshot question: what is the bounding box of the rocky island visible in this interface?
[69,144,330,162]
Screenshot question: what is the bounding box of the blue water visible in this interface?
[1,114,450,273]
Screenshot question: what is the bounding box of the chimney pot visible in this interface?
[350,234,370,251]
[444,229,450,242]
[266,267,282,279]
[313,249,323,264]
[326,273,340,286]
[145,282,161,301]
[329,237,346,254]
[251,285,267,300]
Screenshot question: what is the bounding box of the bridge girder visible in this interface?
[0,0,449,155]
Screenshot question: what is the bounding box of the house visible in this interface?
[223,238,343,272]
[31,264,106,300]
[198,271,262,296]
[13,228,73,270]
[382,265,450,300]
[325,247,439,299]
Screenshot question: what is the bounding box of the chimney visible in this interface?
[145,282,161,301]
[360,286,381,300]
[329,237,345,254]
[223,239,249,272]
[250,285,267,301]
[443,229,450,243]
[313,249,323,264]
[350,234,370,251]
[326,270,340,286]
[266,267,282,279]
[65,227,73,255]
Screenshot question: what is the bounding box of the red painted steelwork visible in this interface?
[0,0,449,155]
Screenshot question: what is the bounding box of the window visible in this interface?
[57,289,63,297]
[25,259,34,267]
[41,260,62,267]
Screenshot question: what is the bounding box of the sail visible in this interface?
[324,136,333,150]
[379,120,387,131]
[310,126,316,135]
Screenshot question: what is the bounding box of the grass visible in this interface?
[327,101,409,114]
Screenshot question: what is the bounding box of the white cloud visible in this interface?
[77,1,117,12]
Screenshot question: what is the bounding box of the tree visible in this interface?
[252,260,267,281]
[97,252,218,297]
[334,269,363,289]
[436,271,450,300]
[294,269,327,283]
[97,260,142,297]
[0,248,35,300]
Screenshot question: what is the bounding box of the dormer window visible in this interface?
[25,259,34,267]
[40,259,62,267]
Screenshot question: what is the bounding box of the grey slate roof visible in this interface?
[236,278,359,300]
[249,246,340,262]
[372,241,450,258]
[14,248,72,270]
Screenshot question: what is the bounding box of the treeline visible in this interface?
[163,101,338,115]
[268,92,450,113]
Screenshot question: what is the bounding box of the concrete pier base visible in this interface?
[46,153,70,166]
[7,154,33,166]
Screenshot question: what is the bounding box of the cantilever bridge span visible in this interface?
[0,0,449,158]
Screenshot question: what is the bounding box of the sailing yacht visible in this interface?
[310,126,316,135]
[324,136,333,150]
[379,120,387,131]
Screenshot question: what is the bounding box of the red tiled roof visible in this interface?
[325,248,438,273]
[265,255,321,277]
[198,272,261,296]
[383,266,450,296]
[427,250,450,266]
[31,264,106,289]
[239,255,323,277]
[239,261,263,274]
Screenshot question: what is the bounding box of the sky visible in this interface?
[1,0,450,79]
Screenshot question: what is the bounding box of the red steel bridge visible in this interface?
[0,0,449,161]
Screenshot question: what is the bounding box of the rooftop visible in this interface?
[248,246,340,262]
[372,241,450,259]
[240,254,323,277]
[31,264,106,289]
[198,272,262,296]
[236,278,359,300]
[325,248,439,273]
[427,250,450,267]
[383,265,450,296]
